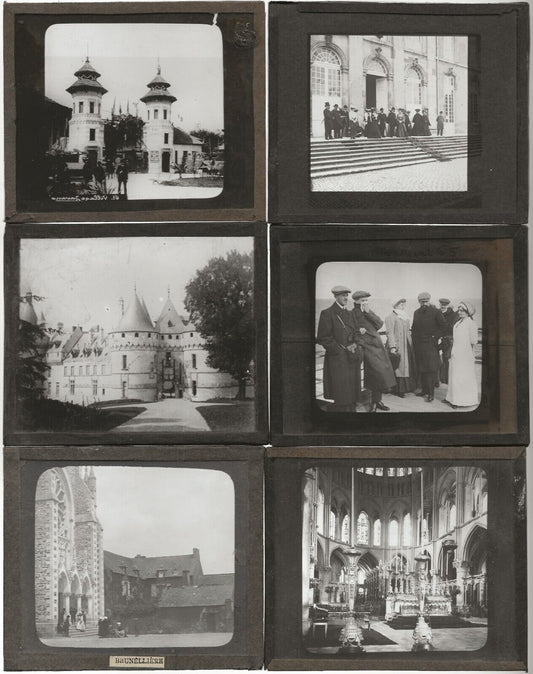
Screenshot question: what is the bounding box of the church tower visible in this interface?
[66,57,108,163]
[140,64,177,174]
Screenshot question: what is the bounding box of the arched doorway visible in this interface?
[57,571,70,630]
[365,59,388,111]
[162,151,171,173]
[82,576,93,619]
[463,526,487,616]
[310,46,342,138]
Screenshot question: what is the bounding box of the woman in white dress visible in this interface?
[445,301,479,408]
[76,612,86,631]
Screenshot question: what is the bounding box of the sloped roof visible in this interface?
[155,297,186,334]
[66,77,108,95]
[61,327,83,357]
[172,128,202,146]
[114,292,154,333]
[74,58,101,79]
[158,583,233,608]
[201,573,235,586]
[19,301,38,325]
[104,550,201,579]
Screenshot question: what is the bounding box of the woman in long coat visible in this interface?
[351,292,396,411]
[445,301,479,408]
[396,110,408,137]
[385,299,417,396]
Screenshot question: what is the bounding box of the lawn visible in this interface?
[196,400,255,432]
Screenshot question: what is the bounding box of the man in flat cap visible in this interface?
[411,292,448,402]
[438,298,459,384]
[316,286,362,412]
[351,291,396,412]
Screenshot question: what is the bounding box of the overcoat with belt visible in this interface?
[316,303,361,405]
[351,306,396,392]
[411,305,448,372]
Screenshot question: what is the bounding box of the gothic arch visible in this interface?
[358,551,378,573]
[463,525,487,574]
[363,49,393,77]
[311,41,348,69]
[404,59,428,86]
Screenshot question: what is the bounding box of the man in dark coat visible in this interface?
[316,286,362,412]
[340,105,350,137]
[323,102,333,140]
[377,108,387,137]
[331,104,342,138]
[436,111,445,136]
[412,109,424,135]
[438,298,459,384]
[351,291,396,412]
[411,292,448,402]
[387,108,397,137]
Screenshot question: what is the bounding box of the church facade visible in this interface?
[310,35,480,138]
[24,289,244,406]
[302,465,488,638]
[35,467,105,638]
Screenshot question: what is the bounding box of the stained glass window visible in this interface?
[389,518,399,547]
[373,518,381,546]
[341,514,350,543]
[356,511,370,544]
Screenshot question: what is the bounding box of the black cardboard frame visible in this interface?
[4,2,266,223]
[269,2,529,224]
[270,224,529,446]
[265,447,527,670]
[4,221,268,446]
[4,445,264,671]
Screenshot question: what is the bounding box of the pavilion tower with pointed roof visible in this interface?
[66,57,108,163]
[140,64,177,175]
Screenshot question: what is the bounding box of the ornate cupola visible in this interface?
[66,57,107,162]
[141,64,177,175]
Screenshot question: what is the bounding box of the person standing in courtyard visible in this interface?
[436,111,445,136]
[377,108,387,137]
[445,301,479,409]
[411,292,448,402]
[396,109,408,137]
[116,159,129,198]
[387,107,397,136]
[331,104,342,138]
[351,291,396,412]
[438,298,458,385]
[385,299,417,397]
[316,285,362,412]
[323,102,333,140]
[341,105,350,137]
[422,109,432,135]
[405,110,412,135]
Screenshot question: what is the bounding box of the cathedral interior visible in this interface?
[302,465,488,654]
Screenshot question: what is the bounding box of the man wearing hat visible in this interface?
[331,104,342,138]
[351,291,396,412]
[411,292,448,402]
[316,286,362,412]
[438,298,459,384]
[387,107,397,137]
[323,102,333,140]
[412,108,424,135]
[377,108,387,137]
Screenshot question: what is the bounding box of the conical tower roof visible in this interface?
[19,294,38,325]
[67,57,108,95]
[155,295,186,334]
[115,291,154,332]
[140,64,177,104]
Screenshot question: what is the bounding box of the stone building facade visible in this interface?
[302,465,488,634]
[26,289,245,405]
[35,467,105,638]
[310,35,480,138]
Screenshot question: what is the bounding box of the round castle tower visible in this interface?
[66,57,107,162]
[109,290,159,402]
[140,65,177,175]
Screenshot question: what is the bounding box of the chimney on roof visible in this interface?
[193,548,200,558]
[182,569,190,585]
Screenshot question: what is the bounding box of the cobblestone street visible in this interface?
[312,157,468,192]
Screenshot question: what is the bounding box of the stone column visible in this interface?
[453,561,469,608]
[76,594,82,612]
[63,592,71,615]
[348,36,365,112]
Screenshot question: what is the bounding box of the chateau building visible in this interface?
[302,466,488,640]
[35,467,105,638]
[104,549,234,633]
[22,289,244,405]
[310,36,480,138]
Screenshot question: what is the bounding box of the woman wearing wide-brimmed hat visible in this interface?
[445,300,479,408]
[385,298,417,397]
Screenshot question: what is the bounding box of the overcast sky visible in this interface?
[91,466,234,574]
[316,261,482,304]
[45,23,224,132]
[20,237,253,331]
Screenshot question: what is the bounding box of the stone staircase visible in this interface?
[310,135,481,179]
[69,621,99,637]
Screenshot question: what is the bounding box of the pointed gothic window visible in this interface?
[356,511,369,545]
[317,489,325,535]
[341,514,350,543]
[402,513,411,546]
[373,518,381,545]
[389,518,399,547]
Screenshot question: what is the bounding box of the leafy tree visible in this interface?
[190,128,224,156]
[184,250,253,400]
[17,295,49,401]
[104,115,145,160]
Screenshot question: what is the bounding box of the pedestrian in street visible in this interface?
[351,291,396,412]
[411,292,448,402]
[316,285,362,412]
[437,298,458,385]
[445,301,479,409]
[323,102,333,140]
[436,111,445,136]
[116,160,129,198]
[387,107,397,136]
[385,299,417,397]
[412,108,424,135]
